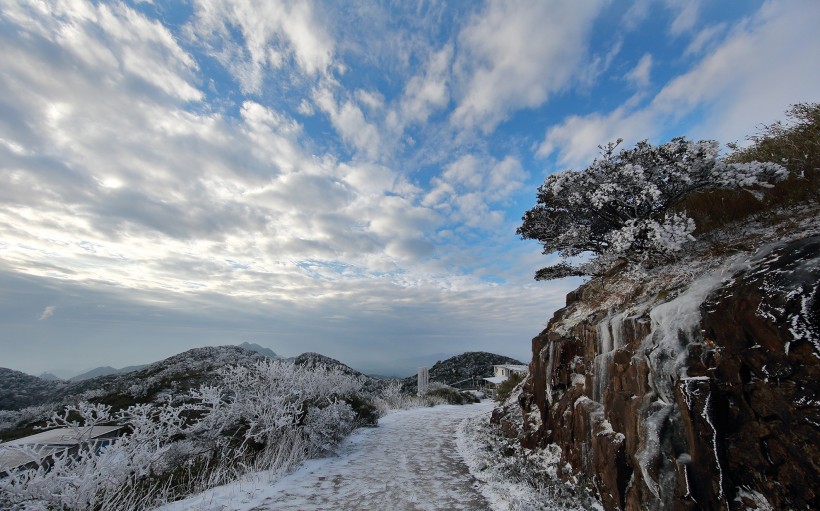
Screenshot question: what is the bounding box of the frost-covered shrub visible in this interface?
[425,386,480,405]
[370,380,413,414]
[518,137,787,279]
[303,400,356,454]
[494,372,525,403]
[206,360,364,447]
[0,401,185,510]
[0,404,56,434]
[0,360,368,511]
[457,414,599,510]
[369,380,476,413]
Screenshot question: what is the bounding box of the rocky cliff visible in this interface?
[502,236,819,510]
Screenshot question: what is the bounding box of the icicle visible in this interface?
[597,316,613,354]
[545,342,555,406]
[593,313,627,404]
[702,392,726,505]
[610,311,627,351]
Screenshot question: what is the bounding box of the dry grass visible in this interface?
[681,102,820,237]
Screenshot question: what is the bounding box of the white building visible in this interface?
[482,364,529,394]
[493,364,528,378]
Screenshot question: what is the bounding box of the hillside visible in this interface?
[0,346,391,441]
[0,368,63,411]
[0,346,271,439]
[401,351,522,394]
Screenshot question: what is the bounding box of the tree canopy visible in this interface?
[518,137,787,280]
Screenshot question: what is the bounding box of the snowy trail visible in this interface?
[160,401,495,511]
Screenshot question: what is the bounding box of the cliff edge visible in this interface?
[501,234,819,510]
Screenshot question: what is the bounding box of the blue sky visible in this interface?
[1,0,819,377]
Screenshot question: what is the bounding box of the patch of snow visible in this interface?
[635,403,673,500]
[574,396,592,408]
[457,411,599,510]
[734,486,773,510]
[155,403,494,511]
[645,262,736,403]
[544,342,556,406]
[571,373,586,387]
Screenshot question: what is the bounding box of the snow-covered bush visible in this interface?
[518,137,787,279]
[457,414,599,510]
[369,380,473,413]
[369,380,423,414]
[0,360,368,511]
[0,404,56,433]
[303,400,356,455]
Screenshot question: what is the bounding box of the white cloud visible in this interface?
[685,23,727,56]
[622,0,652,31]
[0,0,442,305]
[451,0,604,133]
[38,306,56,321]
[654,0,820,141]
[539,0,820,168]
[537,106,654,168]
[625,54,653,88]
[313,88,382,159]
[622,0,701,36]
[667,0,700,36]
[395,44,453,128]
[187,0,335,92]
[424,153,527,229]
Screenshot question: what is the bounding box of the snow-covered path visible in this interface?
[160,401,495,511]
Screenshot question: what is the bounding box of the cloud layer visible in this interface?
[1,0,818,374]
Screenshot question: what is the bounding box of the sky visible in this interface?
[1,0,819,377]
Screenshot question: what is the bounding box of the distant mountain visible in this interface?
[0,346,268,413]
[2,346,392,416]
[237,342,280,359]
[38,372,63,381]
[69,366,118,381]
[39,368,76,380]
[69,364,149,381]
[401,351,523,393]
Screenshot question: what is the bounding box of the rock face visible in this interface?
[512,237,820,510]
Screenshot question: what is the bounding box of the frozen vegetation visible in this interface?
[0,351,503,510]
[0,360,371,510]
[457,413,601,511]
[156,402,495,511]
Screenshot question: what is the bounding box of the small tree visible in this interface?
[518,137,787,280]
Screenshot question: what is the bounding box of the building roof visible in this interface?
[0,444,67,473]
[483,376,507,385]
[494,364,528,372]
[1,426,124,447]
[0,426,125,472]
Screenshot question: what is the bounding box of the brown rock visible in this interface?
[495,236,820,510]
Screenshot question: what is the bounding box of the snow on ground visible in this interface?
[155,402,495,511]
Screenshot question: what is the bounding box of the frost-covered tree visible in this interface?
[518,137,788,280]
